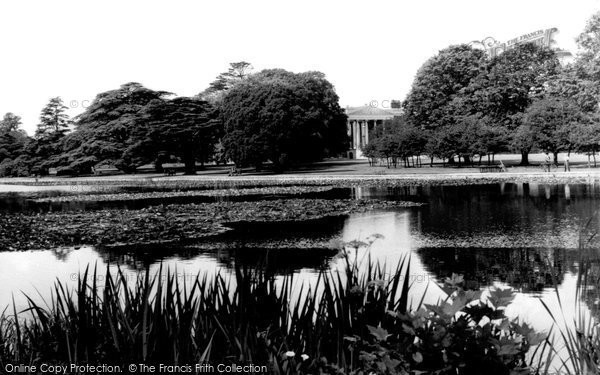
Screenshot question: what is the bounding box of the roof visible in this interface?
[345,105,402,120]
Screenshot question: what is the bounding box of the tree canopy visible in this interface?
[126,97,220,174]
[59,83,171,173]
[220,69,347,171]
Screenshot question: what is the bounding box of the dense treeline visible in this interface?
[365,15,600,167]
[0,64,347,176]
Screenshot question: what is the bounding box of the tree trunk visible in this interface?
[154,159,163,173]
[183,153,196,175]
[553,152,558,165]
[519,151,530,166]
[594,152,597,168]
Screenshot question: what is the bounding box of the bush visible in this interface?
[0,157,30,177]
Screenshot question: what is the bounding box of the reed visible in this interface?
[540,223,600,375]
[0,245,538,374]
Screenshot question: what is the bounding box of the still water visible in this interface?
[1,182,599,337]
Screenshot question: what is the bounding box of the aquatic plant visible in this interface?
[540,222,600,375]
[0,244,541,374]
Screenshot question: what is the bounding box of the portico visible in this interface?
[346,105,402,159]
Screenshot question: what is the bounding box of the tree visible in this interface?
[403,45,487,131]
[0,113,30,177]
[511,118,536,166]
[24,97,73,174]
[569,115,600,166]
[126,97,220,174]
[523,97,584,164]
[575,11,600,82]
[545,67,599,113]
[198,61,253,103]
[362,117,428,168]
[35,97,71,139]
[0,113,23,133]
[59,83,171,173]
[220,69,347,171]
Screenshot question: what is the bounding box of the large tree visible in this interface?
[0,112,24,133]
[59,83,171,173]
[0,113,30,176]
[126,97,221,174]
[575,11,600,82]
[198,61,253,104]
[406,43,559,165]
[220,69,347,171]
[25,97,73,174]
[403,45,487,131]
[523,97,584,164]
[35,97,71,138]
[463,44,559,164]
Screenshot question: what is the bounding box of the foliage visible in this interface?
[0,245,542,375]
[403,44,487,131]
[126,97,221,174]
[198,61,254,103]
[220,69,347,171]
[402,43,560,165]
[35,97,71,139]
[575,11,600,83]
[59,83,172,174]
[0,112,24,133]
[0,112,30,176]
[522,97,585,162]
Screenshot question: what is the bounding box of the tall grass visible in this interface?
[541,223,600,375]
[0,249,413,371]
[0,247,540,374]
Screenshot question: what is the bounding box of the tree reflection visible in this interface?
[417,247,574,292]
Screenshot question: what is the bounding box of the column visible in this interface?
[354,120,359,149]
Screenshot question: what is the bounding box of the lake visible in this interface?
[1,182,598,339]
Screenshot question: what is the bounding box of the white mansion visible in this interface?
[346,105,402,159]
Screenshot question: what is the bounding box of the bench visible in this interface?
[92,168,114,176]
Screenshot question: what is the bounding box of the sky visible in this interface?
[1,0,600,135]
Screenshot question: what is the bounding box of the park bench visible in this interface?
[92,167,114,176]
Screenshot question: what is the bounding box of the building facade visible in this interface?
[346,105,402,159]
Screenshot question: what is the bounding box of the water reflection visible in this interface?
[2,183,600,337]
[416,247,571,292]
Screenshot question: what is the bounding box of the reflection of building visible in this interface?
[346,105,402,159]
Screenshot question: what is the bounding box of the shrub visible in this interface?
[0,157,30,177]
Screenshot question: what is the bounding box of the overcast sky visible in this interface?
[1,0,600,135]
